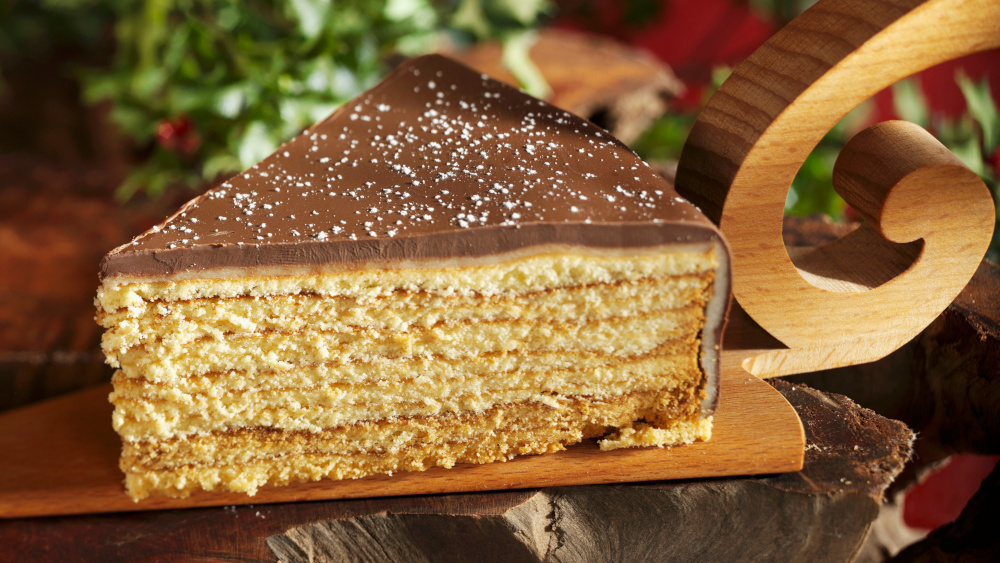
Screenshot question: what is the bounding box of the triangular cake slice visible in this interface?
[97,55,731,500]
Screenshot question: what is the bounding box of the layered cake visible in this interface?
[96,55,730,500]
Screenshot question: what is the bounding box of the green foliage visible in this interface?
[952,74,1000,262]
[500,29,550,99]
[1,0,548,199]
[892,77,929,127]
[450,0,552,98]
[91,0,440,199]
[784,100,873,217]
[957,71,999,153]
[451,0,549,38]
[630,112,696,163]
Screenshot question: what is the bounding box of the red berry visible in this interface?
[156,121,176,146]
[844,205,859,222]
[177,131,202,155]
[157,116,199,155]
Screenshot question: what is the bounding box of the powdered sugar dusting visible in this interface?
[129,56,702,252]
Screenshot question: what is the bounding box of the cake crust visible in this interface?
[120,389,710,499]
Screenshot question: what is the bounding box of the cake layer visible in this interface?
[99,274,712,352]
[119,389,711,499]
[109,340,695,396]
[111,307,705,382]
[111,348,703,440]
[96,247,717,313]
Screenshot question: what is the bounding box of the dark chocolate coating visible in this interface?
[101,55,721,279]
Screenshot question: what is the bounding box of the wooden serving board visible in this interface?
[0,342,804,519]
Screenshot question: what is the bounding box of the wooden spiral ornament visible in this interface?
[676,0,999,377]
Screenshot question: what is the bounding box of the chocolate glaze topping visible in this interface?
[101,55,724,280]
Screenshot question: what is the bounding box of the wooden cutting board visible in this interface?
[0,339,804,519]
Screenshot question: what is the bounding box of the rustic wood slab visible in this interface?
[784,226,1000,560]
[787,230,1000,483]
[451,28,683,144]
[266,380,911,563]
[0,380,912,562]
[0,343,804,519]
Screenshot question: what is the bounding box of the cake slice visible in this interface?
[96,55,730,500]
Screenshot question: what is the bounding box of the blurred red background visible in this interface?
[556,0,1000,119]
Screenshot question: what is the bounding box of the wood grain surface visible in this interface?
[675,0,1000,377]
[266,380,913,563]
[0,379,912,562]
[0,339,804,519]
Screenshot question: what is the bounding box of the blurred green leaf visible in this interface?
[957,71,999,151]
[386,0,437,26]
[215,84,249,118]
[396,30,440,56]
[287,0,329,39]
[498,0,549,25]
[787,145,845,217]
[4,0,547,199]
[947,127,987,176]
[501,29,550,99]
[238,120,278,168]
[203,152,243,179]
[80,72,119,104]
[631,113,697,163]
[892,78,929,128]
[710,66,732,89]
[110,103,155,141]
[452,0,491,39]
[130,66,167,99]
[330,66,362,98]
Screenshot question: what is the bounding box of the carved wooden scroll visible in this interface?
[676,0,999,377]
